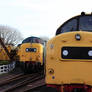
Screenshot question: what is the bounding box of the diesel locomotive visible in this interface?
[18,36,45,73]
[45,12,92,92]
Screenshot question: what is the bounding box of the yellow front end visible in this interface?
[46,31,92,86]
[19,43,43,65]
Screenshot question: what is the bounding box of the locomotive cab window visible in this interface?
[56,15,92,35]
[22,36,44,45]
[79,16,92,31]
[58,19,77,33]
[26,48,37,52]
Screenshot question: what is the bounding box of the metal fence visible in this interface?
[0,62,15,74]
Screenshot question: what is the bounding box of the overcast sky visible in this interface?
[0,0,92,39]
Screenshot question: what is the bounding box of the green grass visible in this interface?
[0,60,10,65]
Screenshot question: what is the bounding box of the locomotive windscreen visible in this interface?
[79,16,92,31]
[62,47,92,59]
[22,36,43,44]
[56,15,92,35]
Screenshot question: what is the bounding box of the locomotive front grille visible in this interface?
[62,47,92,59]
[26,48,37,52]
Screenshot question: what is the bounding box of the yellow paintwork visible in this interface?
[46,31,92,86]
[18,43,43,65]
[0,45,13,61]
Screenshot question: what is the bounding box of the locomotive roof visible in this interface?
[56,12,92,35]
[22,36,44,44]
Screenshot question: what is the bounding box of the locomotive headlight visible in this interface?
[63,50,68,56]
[88,50,92,56]
[26,48,29,52]
[75,34,81,40]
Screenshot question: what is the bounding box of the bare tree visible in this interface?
[0,25,23,45]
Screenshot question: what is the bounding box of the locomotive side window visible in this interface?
[26,48,37,52]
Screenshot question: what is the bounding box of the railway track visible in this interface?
[0,72,45,92]
[23,78,45,92]
[0,73,24,86]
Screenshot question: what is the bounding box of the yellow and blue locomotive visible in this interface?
[45,12,92,92]
[18,36,45,73]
